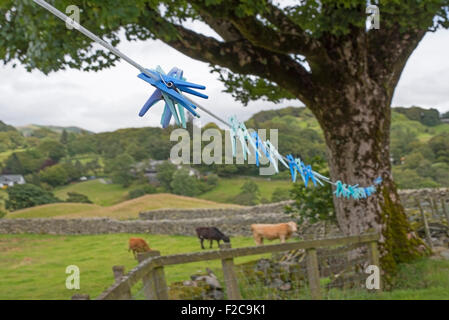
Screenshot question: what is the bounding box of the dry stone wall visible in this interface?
[0,213,293,237]
[139,201,293,220]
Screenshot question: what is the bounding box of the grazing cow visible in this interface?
[196,227,230,249]
[128,237,151,258]
[250,222,298,245]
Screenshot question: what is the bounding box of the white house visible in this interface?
[0,175,26,188]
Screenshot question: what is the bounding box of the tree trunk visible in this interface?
[310,78,428,284]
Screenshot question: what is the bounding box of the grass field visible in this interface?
[0,233,265,300]
[54,180,132,206]
[6,193,238,220]
[0,148,26,163]
[1,233,448,300]
[199,177,292,203]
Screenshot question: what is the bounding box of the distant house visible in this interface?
[0,175,26,188]
[143,160,166,183]
[135,159,200,183]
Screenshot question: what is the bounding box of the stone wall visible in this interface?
[398,188,449,205]
[0,213,294,237]
[139,200,294,221]
[1,189,446,237]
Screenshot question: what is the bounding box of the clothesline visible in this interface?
[32,0,382,200]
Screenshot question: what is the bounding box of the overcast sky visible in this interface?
[0,20,448,133]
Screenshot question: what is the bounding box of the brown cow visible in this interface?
[128,237,151,259]
[250,222,298,245]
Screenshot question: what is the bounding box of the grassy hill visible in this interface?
[54,180,131,206]
[199,177,291,203]
[391,111,449,142]
[16,124,92,136]
[6,193,238,220]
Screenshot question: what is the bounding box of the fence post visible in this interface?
[220,243,242,300]
[428,197,436,217]
[112,265,132,299]
[441,198,449,225]
[416,198,433,249]
[137,251,161,300]
[431,197,439,217]
[306,248,321,300]
[153,260,169,300]
[368,240,382,291]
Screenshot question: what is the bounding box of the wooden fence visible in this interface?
[414,196,449,249]
[91,232,380,300]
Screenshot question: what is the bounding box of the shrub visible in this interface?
[232,180,260,206]
[271,187,291,202]
[0,210,6,219]
[170,169,201,197]
[128,189,146,199]
[128,185,157,199]
[5,184,60,211]
[66,192,92,204]
[287,158,335,224]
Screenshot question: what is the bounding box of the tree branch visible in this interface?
[138,7,315,104]
[189,0,320,56]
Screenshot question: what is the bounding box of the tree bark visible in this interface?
[309,77,428,283]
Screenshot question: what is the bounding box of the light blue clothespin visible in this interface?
[238,123,258,159]
[263,140,288,173]
[229,116,239,158]
[334,181,345,198]
[228,116,258,161]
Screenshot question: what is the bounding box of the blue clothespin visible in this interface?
[303,164,318,187]
[286,154,298,182]
[251,132,269,167]
[138,66,208,125]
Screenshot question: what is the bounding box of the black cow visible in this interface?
[195,227,230,249]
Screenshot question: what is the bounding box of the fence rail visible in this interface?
[95,232,380,300]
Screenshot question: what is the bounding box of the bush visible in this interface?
[0,210,6,219]
[128,188,146,199]
[170,169,201,197]
[287,159,335,224]
[5,184,60,211]
[271,187,291,202]
[66,192,92,204]
[232,180,260,206]
[39,164,69,187]
[156,161,177,192]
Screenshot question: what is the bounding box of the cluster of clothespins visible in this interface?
[137,66,382,200]
[138,66,208,128]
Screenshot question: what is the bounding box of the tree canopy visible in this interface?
[1,1,448,105]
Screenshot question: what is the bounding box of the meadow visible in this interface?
[0,233,263,300]
[1,233,447,300]
[199,177,291,203]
